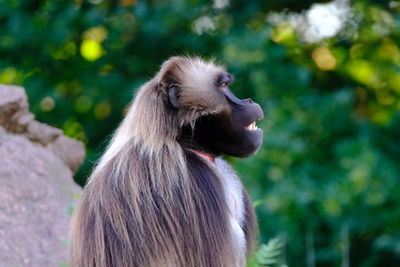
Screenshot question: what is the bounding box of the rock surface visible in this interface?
[0,84,84,267]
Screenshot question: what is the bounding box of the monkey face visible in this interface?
[218,79,264,157]
[172,67,264,158]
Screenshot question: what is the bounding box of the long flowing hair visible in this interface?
[70,57,239,267]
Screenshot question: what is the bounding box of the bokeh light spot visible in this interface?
[346,60,378,88]
[94,101,111,119]
[80,40,103,61]
[378,40,400,62]
[306,2,346,39]
[271,23,295,44]
[265,195,284,212]
[83,26,108,43]
[40,96,55,112]
[312,47,337,70]
[0,67,17,84]
[89,0,103,4]
[75,95,93,113]
[213,0,229,9]
[267,167,284,181]
[62,119,88,144]
[349,167,368,193]
[193,16,215,35]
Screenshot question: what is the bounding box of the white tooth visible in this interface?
[246,122,258,131]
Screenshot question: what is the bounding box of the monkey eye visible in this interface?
[217,72,232,89]
[220,82,228,88]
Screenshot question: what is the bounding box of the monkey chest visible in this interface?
[215,159,247,263]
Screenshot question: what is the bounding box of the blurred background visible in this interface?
[1,0,400,266]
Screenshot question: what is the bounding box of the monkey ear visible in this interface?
[167,84,180,109]
[158,56,186,109]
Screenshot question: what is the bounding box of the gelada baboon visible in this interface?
[70,56,264,267]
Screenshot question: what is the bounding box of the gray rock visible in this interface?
[26,120,62,145]
[0,85,31,133]
[48,135,86,174]
[0,84,85,172]
[0,84,85,267]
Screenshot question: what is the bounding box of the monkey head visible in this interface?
[159,57,264,158]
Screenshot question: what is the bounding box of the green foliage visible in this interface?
[1,0,400,266]
[248,237,287,267]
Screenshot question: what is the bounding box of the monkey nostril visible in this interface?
[243,98,253,104]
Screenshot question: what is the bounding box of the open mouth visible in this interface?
[245,121,258,131]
